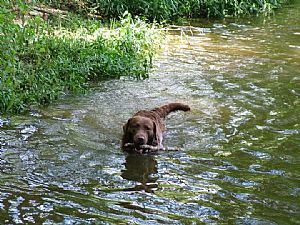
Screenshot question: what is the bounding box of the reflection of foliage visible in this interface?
[0,1,160,113]
[38,0,288,20]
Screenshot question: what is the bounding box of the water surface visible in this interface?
[1,2,300,224]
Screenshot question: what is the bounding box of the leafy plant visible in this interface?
[0,1,161,113]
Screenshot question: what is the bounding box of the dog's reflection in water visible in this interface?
[121,154,158,193]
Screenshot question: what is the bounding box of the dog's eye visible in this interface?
[145,126,151,130]
[132,124,140,129]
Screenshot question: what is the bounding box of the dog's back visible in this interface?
[135,103,190,119]
[150,103,190,118]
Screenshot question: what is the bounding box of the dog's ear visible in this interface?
[123,122,128,133]
[122,118,132,149]
[123,118,132,133]
[153,121,162,148]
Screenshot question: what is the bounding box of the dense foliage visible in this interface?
[0,1,159,113]
[40,0,289,21]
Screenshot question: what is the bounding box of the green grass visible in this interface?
[0,1,161,113]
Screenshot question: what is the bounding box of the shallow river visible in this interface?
[1,2,300,224]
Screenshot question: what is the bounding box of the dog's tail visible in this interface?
[152,103,190,118]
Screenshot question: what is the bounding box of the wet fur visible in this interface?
[122,103,190,152]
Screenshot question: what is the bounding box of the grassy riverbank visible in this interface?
[0,2,160,113]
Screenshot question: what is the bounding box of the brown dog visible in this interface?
[122,103,190,152]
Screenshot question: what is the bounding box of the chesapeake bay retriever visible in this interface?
[122,103,190,152]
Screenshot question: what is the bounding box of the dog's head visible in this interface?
[123,116,160,149]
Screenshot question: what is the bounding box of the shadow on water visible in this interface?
[121,154,158,193]
[1,1,300,224]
